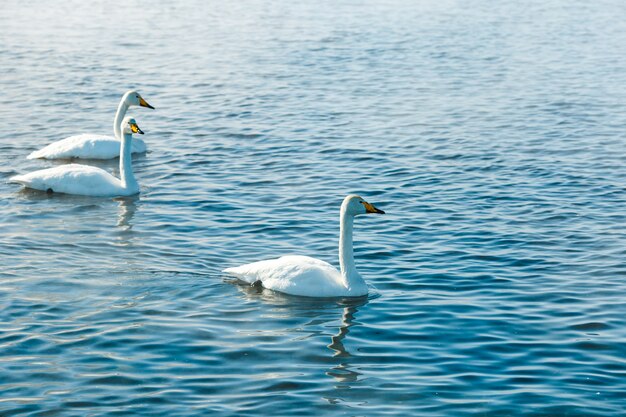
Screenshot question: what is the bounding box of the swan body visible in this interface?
[225,255,356,297]
[9,164,135,197]
[11,117,145,197]
[224,195,385,298]
[27,90,153,160]
[27,134,146,160]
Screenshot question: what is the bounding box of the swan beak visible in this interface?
[139,97,155,109]
[363,201,385,214]
[130,122,144,135]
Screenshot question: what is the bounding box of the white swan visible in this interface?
[27,90,154,160]
[223,195,385,297]
[10,117,145,197]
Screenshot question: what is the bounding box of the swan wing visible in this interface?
[28,134,146,160]
[9,164,126,197]
[224,255,349,297]
[130,137,147,153]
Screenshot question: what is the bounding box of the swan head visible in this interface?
[342,195,385,216]
[123,90,155,109]
[122,117,144,135]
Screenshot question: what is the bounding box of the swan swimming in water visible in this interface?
[11,117,146,197]
[27,90,154,160]
[223,195,385,298]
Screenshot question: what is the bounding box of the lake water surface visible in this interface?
[2,0,626,415]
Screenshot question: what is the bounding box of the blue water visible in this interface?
[2,0,626,415]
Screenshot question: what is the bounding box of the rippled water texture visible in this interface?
[2,0,626,415]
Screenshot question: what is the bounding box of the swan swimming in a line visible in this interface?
[223,195,385,298]
[27,90,154,160]
[11,117,146,197]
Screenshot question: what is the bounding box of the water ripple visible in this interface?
[2,0,626,416]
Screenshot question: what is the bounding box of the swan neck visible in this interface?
[339,209,362,288]
[120,133,137,191]
[113,100,130,139]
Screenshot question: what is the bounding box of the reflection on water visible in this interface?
[115,196,138,230]
[327,302,361,358]
[327,302,364,385]
[3,0,626,415]
[232,279,367,384]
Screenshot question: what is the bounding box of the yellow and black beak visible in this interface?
[362,201,385,214]
[130,122,144,135]
[138,96,155,109]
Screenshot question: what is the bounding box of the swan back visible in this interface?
[10,164,124,196]
[224,255,355,297]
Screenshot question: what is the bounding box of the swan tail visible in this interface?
[26,149,46,159]
[223,266,258,284]
[9,175,30,187]
[223,266,244,276]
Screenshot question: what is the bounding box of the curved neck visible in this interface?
[113,99,130,139]
[339,209,365,289]
[119,132,137,191]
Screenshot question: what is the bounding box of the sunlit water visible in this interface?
[2,0,626,415]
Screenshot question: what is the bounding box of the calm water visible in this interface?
[2,0,626,415]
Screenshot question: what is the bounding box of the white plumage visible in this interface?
[224,255,352,298]
[10,164,131,197]
[27,134,146,160]
[28,90,154,160]
[224,195,385,298]
[10,117,145,197]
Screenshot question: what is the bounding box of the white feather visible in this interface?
[224,195,385,298]
[10,164,132,197]
[224,255,351,297]
[28,134,146,160]
[28,90,153,160]
[11,116,143,197]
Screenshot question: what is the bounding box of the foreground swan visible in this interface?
[11,117,145,197]
[223,195,385,297]
[27,90,154,160]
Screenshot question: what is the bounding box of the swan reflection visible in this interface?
[231,280,368,384]
[326,302,364,384]
[114,196,138,230]
[327,302,360,357]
